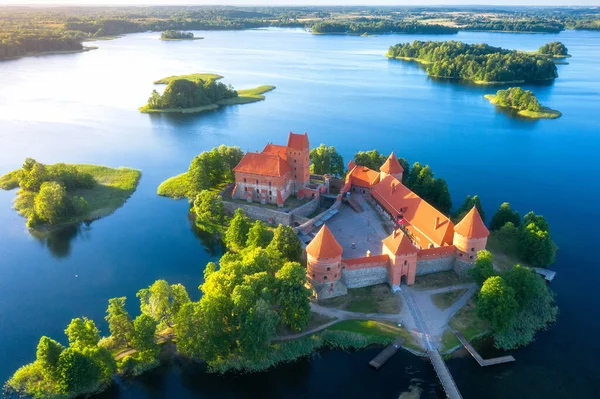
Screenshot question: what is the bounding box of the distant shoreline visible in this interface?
[1,46,98,62]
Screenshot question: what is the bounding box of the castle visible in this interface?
[306,152,489,299]
[230,133,489,300]
[232,132,312,206]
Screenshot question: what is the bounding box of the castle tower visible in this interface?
[380,152,404,182]
[286,132,310,194]
[306,225,347,299]
[382,229,418,286]
[453,206,489,262]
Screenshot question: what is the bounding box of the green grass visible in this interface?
[3,164,141,230]
[413,270,472,290]
[327,320,422,352]
[487,231,530,272]
[218,85,277,105]
[485,94,562,119]
[441,328,461,353]
[386,54,433,65]
[139,103,220,114]
[153,73,223,84]
[0,169,21,190]
[157,172,192,199]
[448,298,490,342]
[319,284,401,314]
[431,288,468,310]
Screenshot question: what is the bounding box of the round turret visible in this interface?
[454,207,490,261]
[306,225,343,284]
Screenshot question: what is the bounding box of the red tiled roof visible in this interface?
[454,207,489,239]
[348,166,381,188]
[371,176,454,247]
[233,152,292,177]
[380,152,404,175]
[287,132,309,150]
[347,159,356,171]
[382,230,417,255]
[262,143,288,160]
[306,225,343,259]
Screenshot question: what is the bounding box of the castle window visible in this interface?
[327,267,331,271]
[323,276,328,280]
[256,180,259,184]
[471,247,475,252]
[243,178,246,183]
[469,255,474,259]
[312,273,315,278]
[294,159,297,163]
[269,181,272,187]
[404,260,407,266]
[270,190,272,195]
[244,187,247,192]
[459,253,463,257]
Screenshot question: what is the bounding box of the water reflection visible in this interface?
[189,213,226,257]
[31,223,89,258]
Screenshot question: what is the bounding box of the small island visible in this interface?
[538,41,570,58]
[140,73,275,114]
[0,159,141,230]
[386,40,559,85]
[485,87,562,119]
[160,30,203,41]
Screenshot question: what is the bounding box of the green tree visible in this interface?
[19,158,48,191]
[33,181,70,225]
[246,220,274,249]
[36,336,65,380]
[518,223,556,266]
[137,280,189,328]
[105,297,133,347]
[469,250,495,286]
[275,262,311,331]
[454,194,485,222]
[224,208,252,251]
[237,299,279,359]
[489,202,521,230]
[193,191,225,233]
[310,144,345,176]
[64,318,100,350]
[56,348,100,395]
[523,211,550,232]
[267,224,302,261]
[354,150,387,170]
[203,261,217,281]
[477,276,519,333]
[131,314,158,353]
[503,265,538,309]
[172,302,202,358]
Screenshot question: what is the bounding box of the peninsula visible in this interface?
[386,40,558,84]
[139,73,275,114]
[0,159,141,230]
[485,87,562,119]
[160,30,203,40]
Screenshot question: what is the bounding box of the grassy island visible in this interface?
[140,73,275,114]
[160,30,203,41]
[386,40,558,84]
[485,87,561,119]
[0,159,141,230]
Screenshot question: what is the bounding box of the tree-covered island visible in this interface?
[160,30,203,40]
[485,87,562,119]
[139,74,275,114]
[538,41,570,58]
[386,40,558,84]
[312,20,458,35]
[0,159,141,230]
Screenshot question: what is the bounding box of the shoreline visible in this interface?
[160,37,204,41]
[485,94,562,119]
[1,46,98,62]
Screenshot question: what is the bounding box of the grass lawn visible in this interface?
[2,164,141,230]
[487,231,530,272]
[157,172,192,199]
[319,284,401,314]
[327,320,422,352]
[448,298,490,342]
[413,270,472,290]
[441,328,461,353]
[153,73,223,84]
[218,86,277,105]
[485,94,561,119]
[431,288,468,310]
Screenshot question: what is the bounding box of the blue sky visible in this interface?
[0,1,598,6]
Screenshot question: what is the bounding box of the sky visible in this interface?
[0,1,597,6]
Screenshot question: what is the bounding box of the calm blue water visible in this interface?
[0,28,599,398]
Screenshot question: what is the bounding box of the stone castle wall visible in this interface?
[453,258,473,277]
[342,266,390,289]
[223,201,292,226]
[415,255,455,276]
[290,197,320,218]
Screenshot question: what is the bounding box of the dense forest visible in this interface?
[539,41,569,57]
[146,78,238,111]
[387,40,558,83]
[160,30,195,40]
[311,19,458,35]
[491,87,541,112]
[458,19,565,33]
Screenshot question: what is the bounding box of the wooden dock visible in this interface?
[369,337,405,369]
[533,267,556,282]
[428,350,463,399]
[454,331,515,367]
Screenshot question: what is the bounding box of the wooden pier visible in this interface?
[533,267,556,282]
[428,350,463,399]
[369,337,405,369]
[454,331,515,367]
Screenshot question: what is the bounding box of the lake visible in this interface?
[0,28,599,398]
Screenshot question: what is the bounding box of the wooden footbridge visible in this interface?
[369,337,405,369]
[454,331,515,367]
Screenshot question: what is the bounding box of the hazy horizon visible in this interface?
[0,1,598,7]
